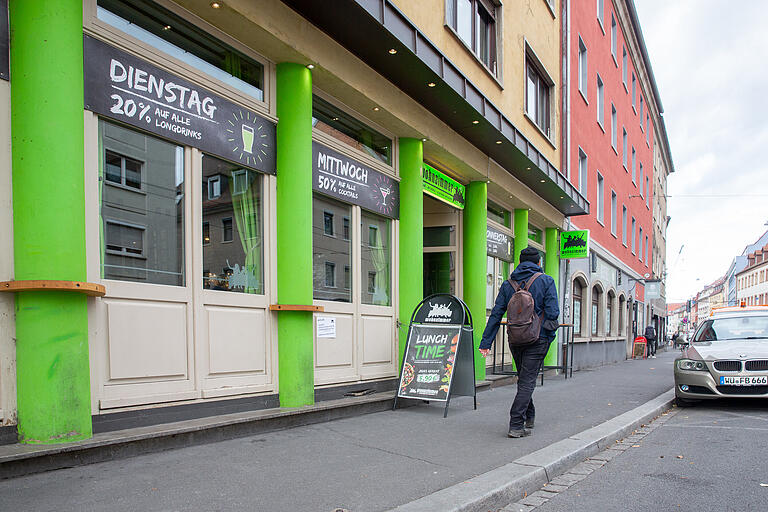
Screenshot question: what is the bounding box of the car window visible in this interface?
[693,316,768,342]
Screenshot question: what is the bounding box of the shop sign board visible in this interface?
[395,294,476,417]
[560,229,590,259]
[645,279,661,300]
[0,0,8,81]
[422,163,465,209]
[83,35,276,174]
[487,225,513,262]
[312,141,399,219]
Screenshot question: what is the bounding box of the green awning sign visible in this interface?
[423,163,465,209]
[560,230,589,259]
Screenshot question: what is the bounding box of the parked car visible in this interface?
[674,306,768,406]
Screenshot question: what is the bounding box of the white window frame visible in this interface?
[610,191,617,236]
[622,206,628,246]
[610,13,617,61]
[622,46,627,87]
[578,147,588,195]
[596,172,604,224]
[611,104,617,149]
[622,128,627,169]
[631,147,636,183]
[597,0,604,30]
[631,217,636,254]
[596,73,604,127]
[578,36,588,99]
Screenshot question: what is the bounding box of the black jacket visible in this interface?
[644,326,656,341]
[480,261,560,349]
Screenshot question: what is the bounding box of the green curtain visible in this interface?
[370,223,390,306]
[231,170,261,293]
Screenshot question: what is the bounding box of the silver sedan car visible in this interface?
[674,306,768,406]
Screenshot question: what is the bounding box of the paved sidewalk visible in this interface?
[0,351,676,512]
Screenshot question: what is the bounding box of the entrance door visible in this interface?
[486,256,513,368]
[423,195,461,298]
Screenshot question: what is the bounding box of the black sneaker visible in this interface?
[507,428,530,438]
[525,418,535,429]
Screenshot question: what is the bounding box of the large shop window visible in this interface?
[313,194,352,302]
[312,96,391,165]
[97,0,264,101]
[361,211,392,306]
[202,155,264,294]
[100,120,185,286]
[591,285,602,336]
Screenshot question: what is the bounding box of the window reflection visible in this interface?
[313,194,352,302]
[361,211,391,306]
[202,154,263,294]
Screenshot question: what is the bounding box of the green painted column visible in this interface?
[544,228,560,367]
[513,209,529,267]
[463,182,487,381]
[397,138,423,365]
[275,63,314,407]
[10,0,91,443]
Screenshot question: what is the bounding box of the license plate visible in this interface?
[720,375,768,386]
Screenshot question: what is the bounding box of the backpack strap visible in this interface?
[508,278,522,292]
[523,272,544,291]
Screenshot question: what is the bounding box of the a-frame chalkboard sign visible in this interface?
[393,294,476,418]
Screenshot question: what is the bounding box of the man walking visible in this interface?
[479,247,559,438]
[644,324,657,358]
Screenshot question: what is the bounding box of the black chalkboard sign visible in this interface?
[83,35,275,174]
[394,294,476,417]
[0,0,8,81]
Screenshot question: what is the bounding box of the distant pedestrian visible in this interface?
[645,324,657,358]
[479,247,560,438]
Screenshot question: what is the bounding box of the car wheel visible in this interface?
[675,397,696,407]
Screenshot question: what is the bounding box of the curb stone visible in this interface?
[387,389,674,512]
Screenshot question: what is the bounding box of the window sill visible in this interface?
[632,106,637,115]
[444,24,504,90]
[623,164,628,172]
[579,89,589,105]
[597,18,605,35]
[597,120,605,133]
[611,231,618,239]
[612,54,618,67]
[612,144,618,155]
[523,112,557,150]
[623,81,628,93]
[543,0,557,19]
[105,249,147,260]
[104,181,147,195]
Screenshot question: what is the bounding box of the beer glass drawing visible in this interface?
[241,124,255,154]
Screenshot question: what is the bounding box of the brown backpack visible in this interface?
[506,273,544,348]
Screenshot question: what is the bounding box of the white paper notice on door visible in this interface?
[316,316,337,338]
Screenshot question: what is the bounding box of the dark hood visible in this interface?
[510,260,544,281]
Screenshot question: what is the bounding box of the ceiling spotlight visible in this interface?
[427,82,436,87]
[472,120,480,124]
[162,25,171,30]
[332,117,339,121]
[307,64,315,69]
[373,106,380,111]
[210,1,221,8]
[526,167,531,170]
[422,138,428,142]
[540,179,546,183]
[495,140,502,144]
[560,196,564,199]
[388,48,397,55]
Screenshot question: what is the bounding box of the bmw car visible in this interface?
[674,306,768,406]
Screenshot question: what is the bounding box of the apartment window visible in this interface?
[622,128,627,168]
[573,280,583,336]
[611,104,617,148]
[325,262,336,287]
[105,150,143,190]
[646,177,650,206]
[639,163,644,195]
[632,73,637,109]
[202,221,210,246]
[596,172,604,224]
[611,13,617,59]
[597,0,604,28]
[447,0,498,73]
[323,211,334,236]
[644,235,649,265]
[105,221,144,256]
[222,217,233,243]
[526,58,552,136]
[342,217,350,240]
[578,37,588,97]
[98,0,264,101]
[591,285,601,336]
[639,97,644,126]
[578,148,588,195]
[646,115,650,142]
[610,191,617,236]
[621,207,627,245]
[596,74,604,126]
[622,47,627,85]
[631,217,636,254]
[631,147,636,183]
[312,95,392,165]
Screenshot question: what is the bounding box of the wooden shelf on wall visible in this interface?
[268,304,324,312]
[0,280,106,297]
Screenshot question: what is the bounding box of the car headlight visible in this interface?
[677,359,708,371]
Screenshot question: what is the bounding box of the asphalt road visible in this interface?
[534,398,768,512]
[0,351,675,512]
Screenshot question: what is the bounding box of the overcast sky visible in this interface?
[633,1,768,302]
